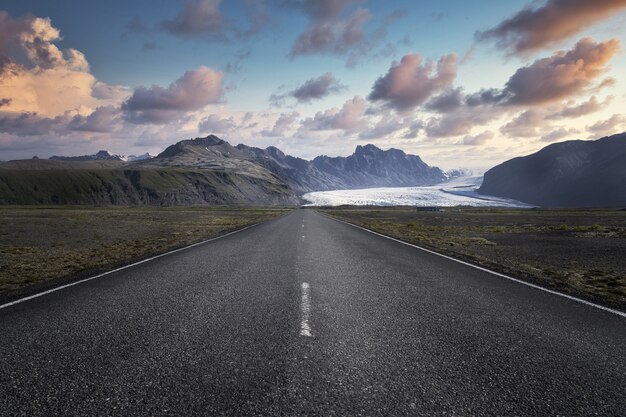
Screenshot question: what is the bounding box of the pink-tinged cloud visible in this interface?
[587,114,626,135]
[500,109,547,138]
[467,38,620,108]
[198,114,237,133]
[425,105,502,138]
[122,66,224,124]
[461,131,494,146]
[425,87,464,113]
[0,106,122,137]
[301,96,368,132]
[503,38,620,105]
[262,112,300,137]
[541,127,579,142]
[368,53,457,111]
[358,115,406,139]
[547,96,610,119]
[0,12,128,118]
[290,8,371,57]
[477,0,626,54]
[68,106,121,133]
[270,72,346,106]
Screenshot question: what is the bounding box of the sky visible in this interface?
[1,0,626,169]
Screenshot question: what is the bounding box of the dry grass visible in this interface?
[0,206,289,295]
[320,207,626,310]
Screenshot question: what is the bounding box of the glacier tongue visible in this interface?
[302,175,532,207]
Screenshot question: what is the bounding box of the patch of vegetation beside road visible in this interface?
[319,207,626,311]
[0,206,289,299]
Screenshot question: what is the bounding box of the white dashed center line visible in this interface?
[300,282,312,337]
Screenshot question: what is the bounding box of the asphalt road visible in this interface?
[1,209,624,416]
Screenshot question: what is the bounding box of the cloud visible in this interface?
[0,105,123,137]
[587,114,626,135]
[261,111,300,137]
[499,95,612,140]
[468,38,620,107]
[298,0,357,19]
[301,95,368,132]
[198,114,237,133]
[125,16,148,33]
[160,0,269,41]
[358,115,406,139]
[68,106,121,133]
[540,127,579,142]
[270,72,346,106]
[0,12,128,118]
[500,109,547,138]
[122,66,224,124]
[461,131,494,146]
[546,96,610,119]
[389,39,619,141]
[425,105,502,138]
[0,12,88,72]
[284,1,407,66]
[0,112,60,136]
[290,7,371,57]
[503,38,619,105]
[160,0,228,39]
[476,0,626,54]
[425,88,464,113]
[142,41,158,51]
[368,53,457,111]
[239,0,270,38]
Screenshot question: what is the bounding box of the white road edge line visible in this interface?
[300,282,313,337]
[325,214,626,318]
[0,223,261,310]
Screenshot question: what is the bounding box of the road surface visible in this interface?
[1,209,624,416]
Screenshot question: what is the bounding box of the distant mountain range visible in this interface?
[479,133,626,207]
[50,150,124,162]
[50,151,155,162]
[0,135,446,205]
[3,133,624,207]
[137,135,446,194]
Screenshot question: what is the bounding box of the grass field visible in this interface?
[0,206,289,298]
[319,207,626,310]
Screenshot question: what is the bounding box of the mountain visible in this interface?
[235,144,346,193]
[478,133,626,207]
[0,134,446,206]
[312,144,445,188]
[236,142,446,193]
[50,150,123,161]
[0,136,299,205]
[127,153,154,162]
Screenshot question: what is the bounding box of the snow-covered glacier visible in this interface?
[302,175,532,207]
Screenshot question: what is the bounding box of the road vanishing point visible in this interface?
[1,209,624,416]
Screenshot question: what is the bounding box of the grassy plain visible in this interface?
[0,206,288,298]
[320,207,626,310]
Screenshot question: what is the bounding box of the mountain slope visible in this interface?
[235,144,345,193]
[478,133,626,207]
[0,168,298,205]
[236,142,446,193]
[0,134,447,205]
[50,150,123,162]
[312,144,445,188]
[0,136,300,205]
